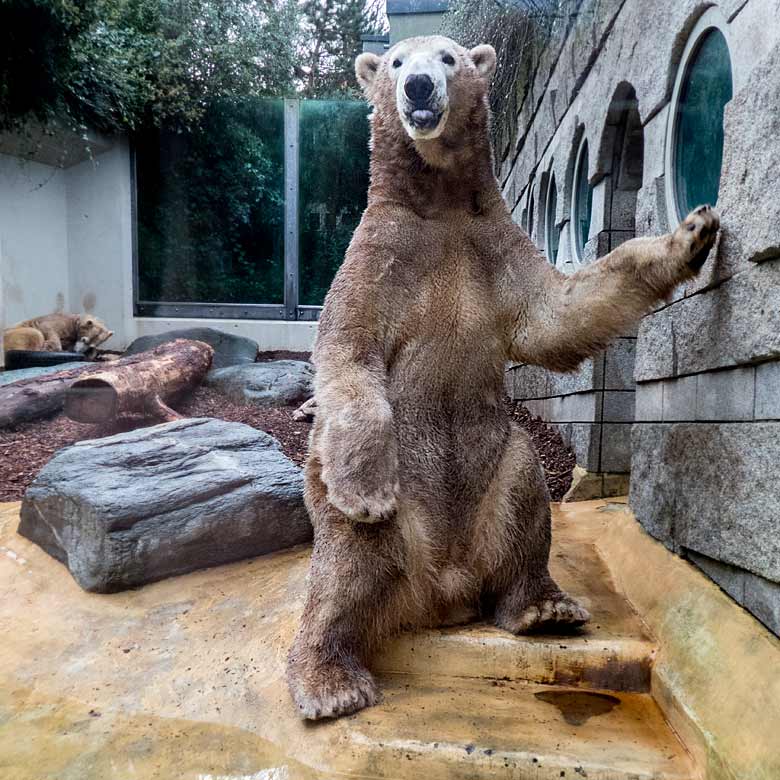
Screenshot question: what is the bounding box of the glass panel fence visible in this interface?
[298,100,371,307]
[134,97,370,318]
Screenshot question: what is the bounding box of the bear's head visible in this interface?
[75,315,113,354]
[355,36,496,145]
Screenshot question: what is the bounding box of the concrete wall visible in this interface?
[500,0,780,633]
[0,154,70,326]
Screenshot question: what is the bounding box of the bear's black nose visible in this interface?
[404,74,435,104]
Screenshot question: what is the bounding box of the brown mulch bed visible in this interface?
[507,399,576,501]
[0,377,573,503]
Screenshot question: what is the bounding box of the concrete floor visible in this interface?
[0,500,696,779]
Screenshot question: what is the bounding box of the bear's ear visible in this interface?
[355,52,381,96]
[83,317,94,327]
[469,44,497,80]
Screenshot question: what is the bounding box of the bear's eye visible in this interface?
[392,58,402,68]
[442,54,455,66]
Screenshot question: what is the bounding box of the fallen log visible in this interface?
[64,339,213,424]
[0,362,105,428]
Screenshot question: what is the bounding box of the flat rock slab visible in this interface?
[125,328,258,370]
[0,362,90,387]
[205,360,314,407]
[18,417,311,592]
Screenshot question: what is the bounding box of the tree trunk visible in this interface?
[64,339,214,424]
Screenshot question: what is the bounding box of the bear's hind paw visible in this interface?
[496,593,590,634]
[288,661,380,720]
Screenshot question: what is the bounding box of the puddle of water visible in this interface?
[534,690,620,726]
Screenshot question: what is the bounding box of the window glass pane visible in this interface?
[136,98,285,305]
[574,141,592,257]
[674,29,732,218]
[546,176,559,263]
[299,100,371,306]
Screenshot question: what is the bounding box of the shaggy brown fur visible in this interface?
[286,36,719,720]
[5,313,113,353]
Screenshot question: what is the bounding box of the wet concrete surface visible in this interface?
[0,500,695,779]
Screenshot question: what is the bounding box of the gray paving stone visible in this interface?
[636,261,780,381]
[744,573,780,636]
[662,375,697,422]
[635,382,663,422]
[604,339,636,391]
[603,391,635,423]
[695,368,755,422]
[755,361,780,420]
[600,424,632,473]
[631,422,780,583]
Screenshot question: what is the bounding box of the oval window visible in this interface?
[573,139,593,261]
[673,28,733,219]
[545,175,559,263]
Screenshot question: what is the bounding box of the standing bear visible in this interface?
[287,35,719,720]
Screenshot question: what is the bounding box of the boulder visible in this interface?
[205,360,314,407]
[125,328,258,370]
[18,418,311,592]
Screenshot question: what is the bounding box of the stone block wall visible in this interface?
[499,0,780,633]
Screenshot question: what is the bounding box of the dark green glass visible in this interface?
[674,29,733,218]
[546,175,560,263]
[136,98,285,304]
[299,100,371,306]
[574,141,592,257]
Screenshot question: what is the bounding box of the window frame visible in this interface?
[544,172,559,265]
[664,7,733,227]
[570,134,592,266]
[132,98,369,322]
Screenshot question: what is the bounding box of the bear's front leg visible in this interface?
[287,466,411,720]
[318,397,400,523]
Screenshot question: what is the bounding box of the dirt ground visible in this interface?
[0,351,574,502]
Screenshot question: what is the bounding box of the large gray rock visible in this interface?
[18,418,311,592]
[205,360,314,407]
[630,421,780,584]
[0,362,89,387]
[125,328,258,370]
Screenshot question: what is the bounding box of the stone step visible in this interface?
[376,622,655,692]
[377,510,656,693]
[328,674,695,780]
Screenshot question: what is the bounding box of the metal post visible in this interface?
[284,99,300,321]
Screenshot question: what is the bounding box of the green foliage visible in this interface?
[299,100,371,305]
[0,0,95,130]
[136,98,287,304]
[298,0,385,98]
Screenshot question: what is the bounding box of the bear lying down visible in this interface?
[286,35,719,720]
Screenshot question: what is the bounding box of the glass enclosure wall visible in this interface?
[134,98,370,320]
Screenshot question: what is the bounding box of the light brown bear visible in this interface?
[4,313,113,354]
[286,35,719,720]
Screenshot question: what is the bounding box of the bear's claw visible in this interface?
[678,203,720,271]
[288,659,380,720]
[497,593,591,634]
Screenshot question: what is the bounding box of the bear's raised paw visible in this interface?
[677,204,720,271]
